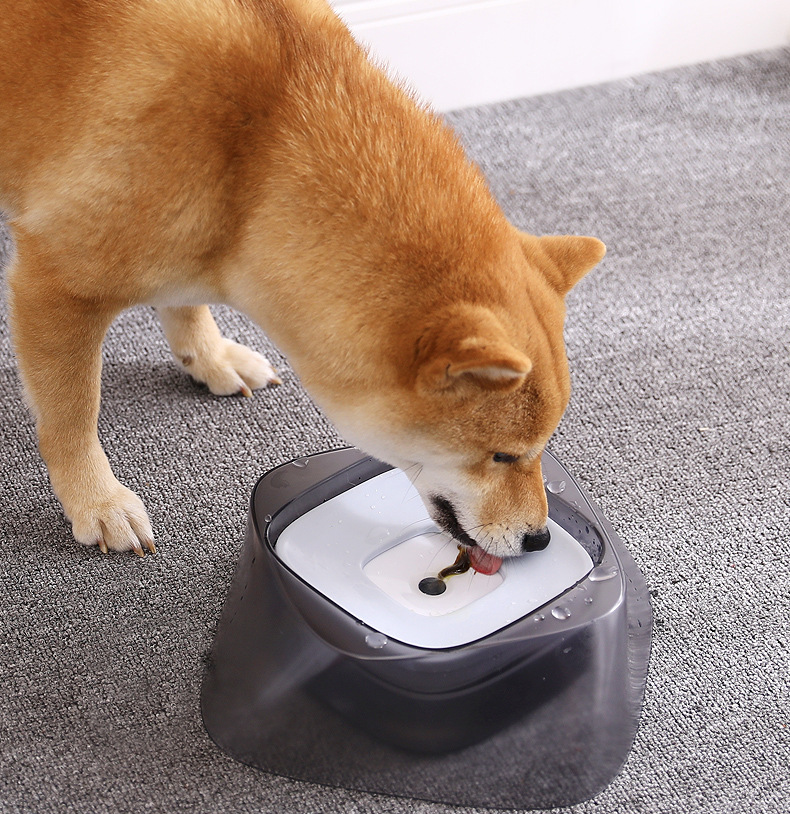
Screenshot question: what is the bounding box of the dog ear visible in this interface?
[415,307,532,394]
[526,234,606,296]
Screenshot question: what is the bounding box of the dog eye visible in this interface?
[492,452,519,464]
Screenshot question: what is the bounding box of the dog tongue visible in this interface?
[468,546,503,575]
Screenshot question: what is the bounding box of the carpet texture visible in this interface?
[1,47,789,814]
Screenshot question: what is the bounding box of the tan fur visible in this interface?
[0,0,604,557]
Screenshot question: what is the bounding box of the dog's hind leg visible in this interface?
[157,305,280,397]
[8,250,155,555]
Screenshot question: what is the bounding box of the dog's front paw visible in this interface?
[181,339,281,397]
[64,482,156,556]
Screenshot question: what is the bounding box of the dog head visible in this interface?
[333,232,605,566]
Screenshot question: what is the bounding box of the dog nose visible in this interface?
[521,526,550,552]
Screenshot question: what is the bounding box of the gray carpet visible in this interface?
[1,47,789,814]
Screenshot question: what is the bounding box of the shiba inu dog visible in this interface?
[0,0,604,570]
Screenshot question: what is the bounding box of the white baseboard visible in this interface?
[332,0,790,110]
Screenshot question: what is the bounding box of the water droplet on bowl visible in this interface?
[546,480,566,494]
[365,632,388,649]
[366,525,392,544]
[551,606,571,620]
[263,514,272,523]
[588,566,619,582]
[293,458,309,468]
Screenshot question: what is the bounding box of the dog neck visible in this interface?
[223,8,514,403]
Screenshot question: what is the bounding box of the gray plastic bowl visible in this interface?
[201,447,652,810]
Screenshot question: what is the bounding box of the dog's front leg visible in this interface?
[158,305,280,397]
[9,255,155,555]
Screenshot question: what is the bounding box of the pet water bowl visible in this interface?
[201,447,652,810]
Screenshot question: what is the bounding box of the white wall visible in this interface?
[332,0,790,110]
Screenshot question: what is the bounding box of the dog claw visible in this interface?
[93,536,153,556]
[239,384,253,398]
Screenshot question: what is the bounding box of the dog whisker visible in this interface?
[398,518,437,535]
[425,539,461,573]
[402,463,424,486]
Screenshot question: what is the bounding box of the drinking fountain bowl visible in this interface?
[201,447,652,810]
